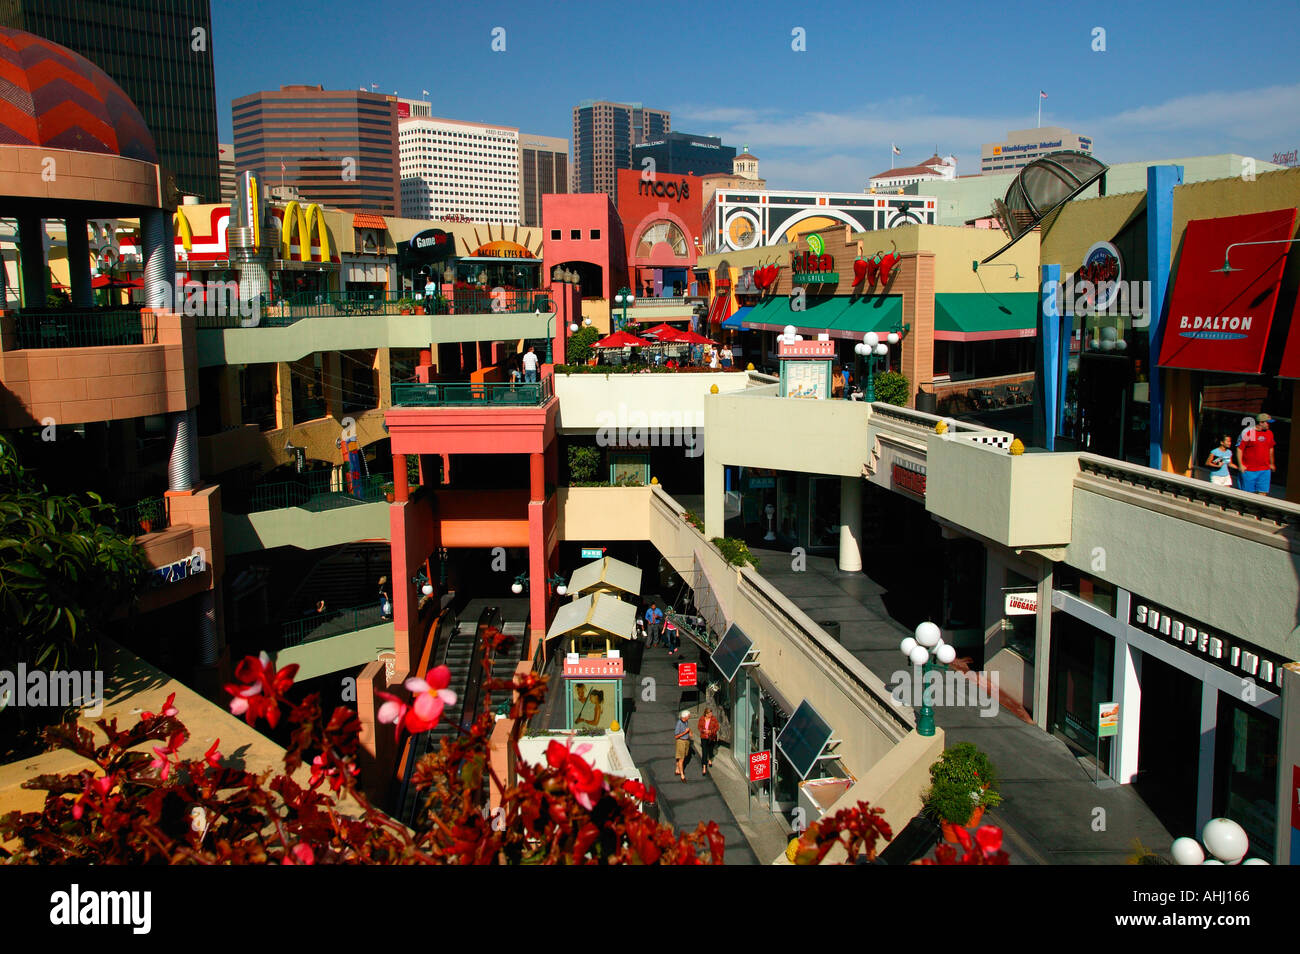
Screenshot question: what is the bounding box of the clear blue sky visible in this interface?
[212,0,1300,190]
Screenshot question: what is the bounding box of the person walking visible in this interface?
[709,347,720,370]
[720,345,733,370]
[644,603,664,647]
[673,710,692,781]
[698,707,720,776]
[664,618,680,655]
[1205,434,1237,487]
[1236,413,1277,495]
[521,346,539,383]
[378,577,392,621]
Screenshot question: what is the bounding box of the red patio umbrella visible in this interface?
[675,330,715,346]
[91,275,144,289]
[593,330,651,348]
[640,323,690,341]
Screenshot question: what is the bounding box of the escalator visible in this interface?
[394,606,511,829]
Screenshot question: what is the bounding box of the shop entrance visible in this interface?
[1048,612,1114,774]
[1132,651,1201,838]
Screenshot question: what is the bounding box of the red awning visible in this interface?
[1157,208,1297,374]
[352,213,387,230]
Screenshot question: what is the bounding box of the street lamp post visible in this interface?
[899,621,955,737]
[614,286,635,332]
[854,322,908,403]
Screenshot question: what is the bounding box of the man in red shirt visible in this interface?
[1236,413,1277,495]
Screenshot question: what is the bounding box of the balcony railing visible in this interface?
[282,601,389,649]
[16,310,158,349]
[112,496,170,536]
[194,288,552,329]
[245,472,388,514]
[391,374,553,407]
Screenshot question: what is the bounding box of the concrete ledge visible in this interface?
[276,623,393,682]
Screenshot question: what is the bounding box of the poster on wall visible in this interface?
[569,680,618,731]
[783,359,830,399]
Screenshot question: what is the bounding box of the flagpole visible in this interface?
[1037,94,1042,129]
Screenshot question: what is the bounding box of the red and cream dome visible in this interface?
[0,26,157,164]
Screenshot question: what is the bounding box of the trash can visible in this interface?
[915,389,938,414]
[818,620,842,642]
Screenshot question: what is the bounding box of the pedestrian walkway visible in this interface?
[622,626,789,865]
[751,547,1173,865]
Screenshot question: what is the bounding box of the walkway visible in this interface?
[620,633,790,865]
[751,547,1174,865]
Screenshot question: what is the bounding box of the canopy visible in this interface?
[545,592,638,643]
[566,556,643,599]
[934,293,1039,341]
[593,331,651,348]
[640,323,690,341]
[722,305,752,331]
[675,330,715,346]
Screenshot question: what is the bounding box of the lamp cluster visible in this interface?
[855,330,899,358]
[1170,818,1269,865]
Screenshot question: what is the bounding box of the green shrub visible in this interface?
[683,510,704,532]
[921,778,981,825]
[568,445,600,484]
[872,370,910,407]
[566,325,601,365]
[711,536,759,568]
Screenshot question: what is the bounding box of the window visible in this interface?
[550,229,561,240]
[590,229,601,240]
[570,229,581,240]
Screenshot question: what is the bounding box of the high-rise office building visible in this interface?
[571,100,670,201]
[981,127,1092,174]
[631,132,735,178]
[519,134,568,227]
[232,85,400,214]
[397,107,520,223]
[1,0,221,201]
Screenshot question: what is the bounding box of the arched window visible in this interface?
[635,221,688,258]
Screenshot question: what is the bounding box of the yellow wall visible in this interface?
[1039,191,1147,272]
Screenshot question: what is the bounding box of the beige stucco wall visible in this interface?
[554,370,754,432]
[705,390,872,478]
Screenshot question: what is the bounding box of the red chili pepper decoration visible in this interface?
[852,258,868,284]
[878,252,897,285]
[865,257,880,286]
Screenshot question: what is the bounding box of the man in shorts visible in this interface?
[1236,413,1277,495]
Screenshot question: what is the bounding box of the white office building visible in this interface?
[399,108,520,223]
[981,127,1092,174]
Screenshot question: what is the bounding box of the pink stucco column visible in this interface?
[393,453,409,502]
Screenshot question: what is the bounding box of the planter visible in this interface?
[385,492,395,502]
[400,308,411,316]
[138,519,153,534]
[414,306,425,315]
[939,805,986,843]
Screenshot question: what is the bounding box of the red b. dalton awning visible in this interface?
[1156,207,1296,374]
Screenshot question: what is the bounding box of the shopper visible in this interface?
[720,345,733,370]
[673,710,692,781]
[645,603,664,647]
[521,346,539,384]
[378,577,392,621]
[698,707,720,776]
[1205,434,1236,487]
[1236,413,1277,495]
[709,348,720,370]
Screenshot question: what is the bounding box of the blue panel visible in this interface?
[1145,165,1184,469]
[1039,264,1062,450]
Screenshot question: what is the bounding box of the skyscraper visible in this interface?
[631,132,735,178]
[571,100,670,201]
[398,109,520,223]
[1,0,221,201]
[232,86,400,214]
[519,134,568,227]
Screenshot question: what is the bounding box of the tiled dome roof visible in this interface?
[0,26,157,163]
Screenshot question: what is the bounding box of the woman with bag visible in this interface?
[698,707,720,776]
[378,576,392,621]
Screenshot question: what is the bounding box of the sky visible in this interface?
[212,0,1300,191]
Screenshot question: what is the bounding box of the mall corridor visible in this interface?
[751,547,1175,864]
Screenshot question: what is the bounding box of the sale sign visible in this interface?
[750,750,771,782]
[678,662,697,687]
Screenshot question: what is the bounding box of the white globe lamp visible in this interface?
[511,581,523,595]
[915,621,941,648]
[1202,818,1249,864]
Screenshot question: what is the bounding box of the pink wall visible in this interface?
[542,193,626,300]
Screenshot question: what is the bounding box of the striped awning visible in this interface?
[352,213,387,230]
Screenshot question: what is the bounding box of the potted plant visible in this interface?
[922,744,1002,842]
[136,497,164,535]
[381,481,395,502]
[398,299,413,315]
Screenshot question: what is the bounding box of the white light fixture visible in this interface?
[1172,817,1268,865]
[570,322,578,332]
[887,331,900,345]
[864,331,879,348]
[511,581,524,595]
[556,584,567,596]
[421,583,434,597]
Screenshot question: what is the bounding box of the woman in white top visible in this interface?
[709,348,720,369]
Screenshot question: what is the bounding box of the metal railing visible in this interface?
[282,601,389,649]
[391,374,553,407]
[246,472,388,514]
[16,310,157,349]
[1076,453,1300,531]
[112,496,170,536]
[868,401,1003,436]
[194,288,553,328]
[451,289,551,315]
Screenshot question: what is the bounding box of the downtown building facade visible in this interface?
[981,127,1092,174]
[232,86,400,215]
[631,132,736,178]
[0,0,222,202]
[519,134,569,227]
[571,100,670,201]
[397,110,520,223]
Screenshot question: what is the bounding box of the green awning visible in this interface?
[934,293,1038,341]
[741,295,903,340]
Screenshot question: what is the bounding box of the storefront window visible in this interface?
[1002,570,1037,664]
[1213,694,1277,863]
[808,477,840,551]
[1059,317,1150,462]
[1194,376,1292,493]
[1054,564,1116,616]
[1049,612,1114,773]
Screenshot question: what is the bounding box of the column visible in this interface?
[141,208,174,311]
[376,347,393,410]
[393,453,409,502]
[1195,681,1219,834]
[1035,263,1062,450]
[838,476,862,572]
[1145,164,1184,470]
[65,216,92,308]
[1110,614,1142,784]
[167,409,198,492]
[275,362,294,430]
[219,367,242,429]
[1031,559,1053,730]
[17,216,46,309]
[898,252,935,408]
[529,451,544,502]
[322,351,343,417]
[1275,663,1300,864]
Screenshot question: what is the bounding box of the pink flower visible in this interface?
[283,843,315,865]
[376,690,410,742]
[546,739,606,811]
[402,665,456,733]
[150,730,188,781]
[974,824,1003,856]
[203,739,222,769]
[224,652,299,728]
[143,692,178,721]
